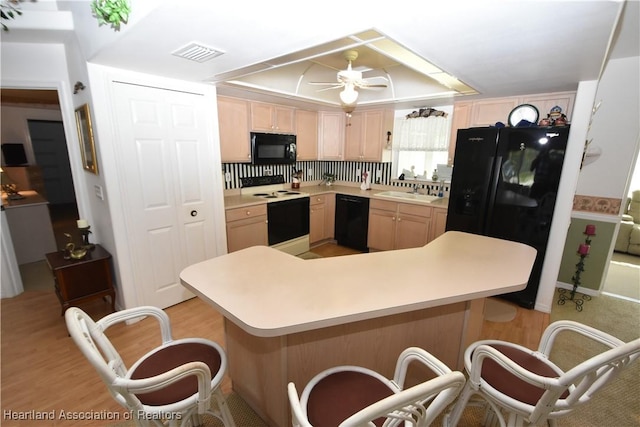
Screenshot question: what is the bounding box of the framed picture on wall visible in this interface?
[75,103,98,175]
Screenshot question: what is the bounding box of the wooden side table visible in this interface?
[45,244,116,315]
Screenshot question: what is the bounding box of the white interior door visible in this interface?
[112,82,217,308]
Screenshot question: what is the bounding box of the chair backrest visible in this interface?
[340,371,466,427]
[288,370,465,427]
[65,306,174,412]
[65,307,131,408]
[532,337,640,423]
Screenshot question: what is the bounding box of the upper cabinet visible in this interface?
[217,96,251,163]
[448,91,576,165]
[520,92,576,121]
[295,110,318,161]
[344,109,394,162]
[470,98,520,127]
[250,101,295,133]
[318,111,345,160]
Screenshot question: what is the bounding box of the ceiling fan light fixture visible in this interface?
[339,83,358,106]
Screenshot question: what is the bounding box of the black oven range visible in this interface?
[240,175,310,255]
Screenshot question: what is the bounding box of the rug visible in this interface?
[546,291,640,427]
[441,293,640,427]
[604,260,640,301]
[297,251,322,260]
[483,297,518,322]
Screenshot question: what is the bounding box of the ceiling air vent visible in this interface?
[172,42,225,63]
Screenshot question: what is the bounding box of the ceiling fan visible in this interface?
[309,50,388,108]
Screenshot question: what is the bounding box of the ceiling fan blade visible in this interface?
[363,75,389,82]
[316,85,344,92]
[309,81,343,86]
[356,83,388,89]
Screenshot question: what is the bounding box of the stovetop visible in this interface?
[240,175,308,202]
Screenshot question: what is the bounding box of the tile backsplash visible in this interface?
[222,161,393,190]
[221,161,450,196]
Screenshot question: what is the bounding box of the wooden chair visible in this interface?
[288,347,465,426]
[65,306,236,427]
[445,320,640,427]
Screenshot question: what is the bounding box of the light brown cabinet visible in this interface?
[430,207,448,242]
[344,109,393,161]
[217,96,251,162]
[368,199,432,251]
[449,91,576,165]
[295,110,318,160]
[250,102,295,133]
[309,193,335,245]
[318,111,344,160]
[225,204,268,253]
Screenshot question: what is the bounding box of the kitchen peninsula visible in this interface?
[180,231,536,426]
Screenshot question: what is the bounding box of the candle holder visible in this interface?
[558,225,595,311]
[79,226,95,250]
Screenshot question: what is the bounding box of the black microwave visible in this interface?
[250,132,297,165]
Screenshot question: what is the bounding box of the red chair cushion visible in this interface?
[130,341,222,406]
[305,370,395,427]
[480,344,569,405]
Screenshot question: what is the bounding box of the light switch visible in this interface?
[94,185,104,200]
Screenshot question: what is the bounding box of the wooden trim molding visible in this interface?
[572,194,622,215]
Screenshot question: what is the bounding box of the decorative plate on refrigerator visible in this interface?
[508,104,539,127]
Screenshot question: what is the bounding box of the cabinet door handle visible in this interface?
[246,211,251,215]
[190,210,198,217]
[392,216,396,221]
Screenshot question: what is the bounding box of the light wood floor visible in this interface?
[1,242,548,426]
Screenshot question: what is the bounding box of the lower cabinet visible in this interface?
[430,207,448,242]
[225,204,268,253]
[368,199,432,251]
[225,195,444,253]
[310,193,335,245]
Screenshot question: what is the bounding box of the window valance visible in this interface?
[393,116,451,151]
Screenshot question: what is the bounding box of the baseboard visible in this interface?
[556,281,599,297]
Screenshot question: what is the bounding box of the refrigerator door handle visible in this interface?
[484,156,502,232]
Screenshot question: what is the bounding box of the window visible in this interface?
[392,114,451,180]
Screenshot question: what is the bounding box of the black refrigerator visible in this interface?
[446,126,570,308]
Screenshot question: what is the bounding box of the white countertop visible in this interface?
[180,231,536,337]
[224,182,450,210]
[1,190,49,208]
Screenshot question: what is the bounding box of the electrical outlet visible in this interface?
[265,168,273,176]
[224,172,231,183]
[356,169,361,180]
[376,169,382,179]
[307,168,313,177]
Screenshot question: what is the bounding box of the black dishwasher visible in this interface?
[334,194,370,251]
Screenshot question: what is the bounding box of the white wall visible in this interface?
[1,106,62,165]
[534,80,598,313]
[576,56,640,199]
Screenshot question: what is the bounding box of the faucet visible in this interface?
[412,184,420,194]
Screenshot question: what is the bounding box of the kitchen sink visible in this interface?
[375,191,440,203]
